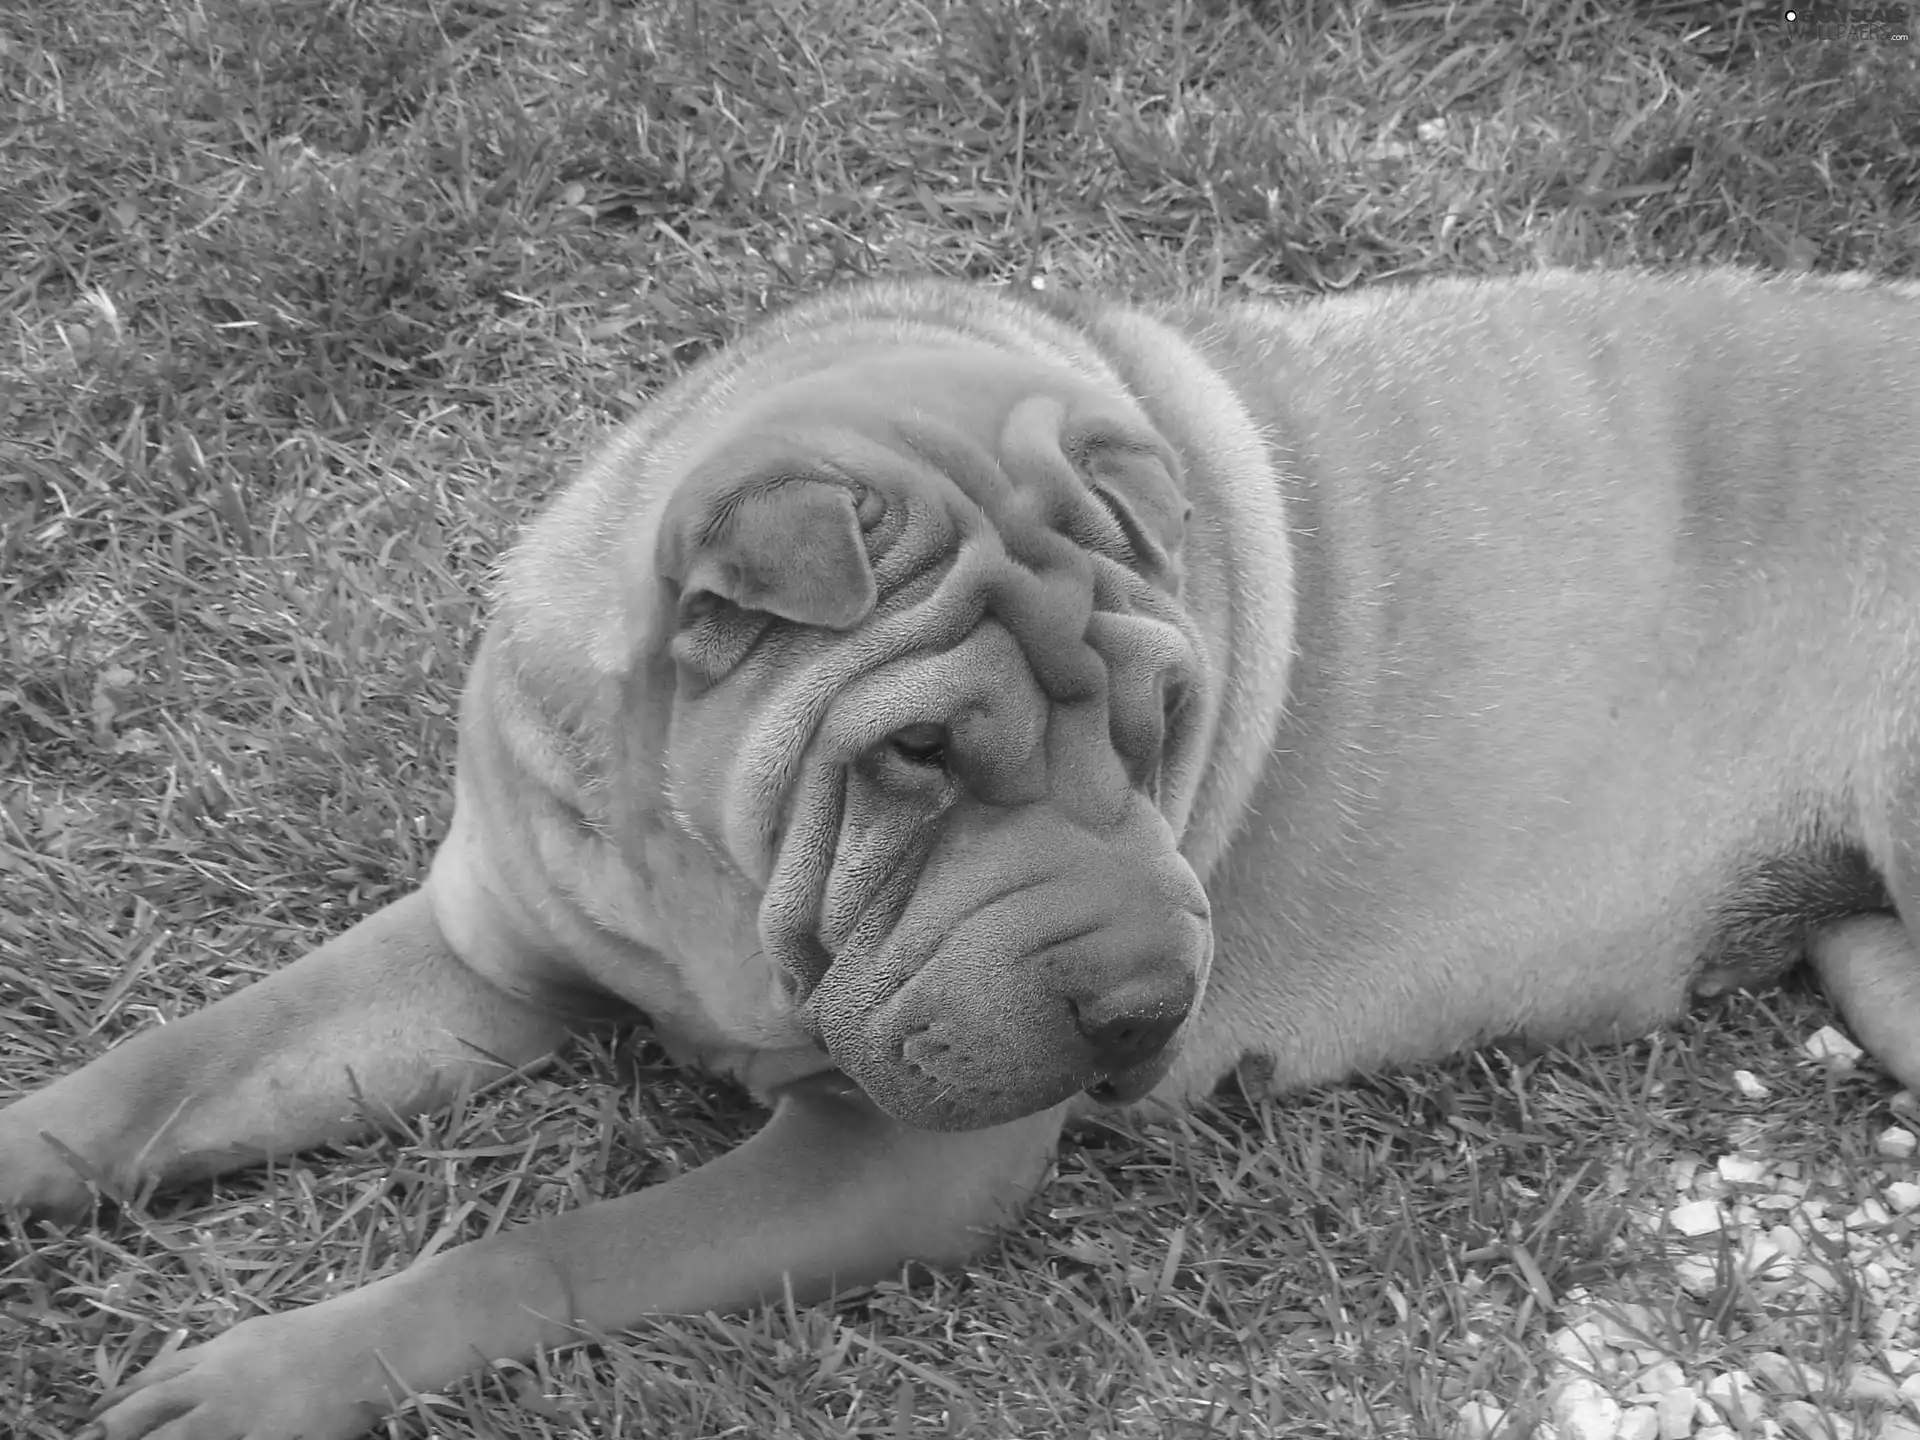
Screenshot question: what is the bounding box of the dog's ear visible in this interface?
[677,479,878,630]
[1064,417,1189,581]
[658,461,884,685]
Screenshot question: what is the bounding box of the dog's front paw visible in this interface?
[82,1312,391,1440]
[0,1105,100,1218]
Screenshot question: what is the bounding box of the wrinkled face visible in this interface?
[652,343,1214,1130]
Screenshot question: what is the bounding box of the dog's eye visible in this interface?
[888,723,948,767]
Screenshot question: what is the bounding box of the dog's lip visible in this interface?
[1082,1062,1168,1107]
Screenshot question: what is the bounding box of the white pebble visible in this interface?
[1452,1398,1507,1440]
[1796,1261,1847,1296]
[1876,1415,1920,1440]
[1779,1400,1854,1440]
[1748,1350,1817,1396]
[1716,1155,1769,1184]
[1738,1234,1787,1281]
[1696,1427,1737,1440]
[1668,1199,1725,1236]
[1656,1386,1698,1439]
[1702,1371,1757,1425]
[1846,1365,1902,1403]
[1878,1125,1918,1159]
[1885,1181,1920,1213]
[1732,1069,1771,1098]
[1548,1321,1614,1370]
[1845,1198,1892,1229]
[1803,1025,1863,1065]
[1882,1346,1918,1376]
[1550,1377,1622,1440]
[1634,1360,1688,1396]
[1593,1303,1661,1346]
[1767,1223,1806,1259]
[1615,1406,1661,1440]
[1674,1254,1721,1295]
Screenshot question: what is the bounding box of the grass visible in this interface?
[3,0,1919,1435]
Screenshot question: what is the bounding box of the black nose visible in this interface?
[1071,974,1196,1072]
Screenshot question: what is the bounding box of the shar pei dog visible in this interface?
[6,268,1920,1440]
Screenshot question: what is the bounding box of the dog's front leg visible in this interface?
[0,887,573,1217]
[81,1077,1068,1440]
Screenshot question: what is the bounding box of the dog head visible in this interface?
[645,325,1215,1130]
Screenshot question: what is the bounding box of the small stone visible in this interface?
[1878,1126,1918,1159]
[1845,1198,1893,1229]
[1656,1387,1697,1439]
[1795,1261,1847,1296]
[1670,1158,1705,1191]
[1452,1398,1507,1440]
[1876,1414,1920,1440]
[1548,1320,1614,1371]
[1738,1234,1787,1281]
[1702,1371,1757,1426]
[1669,1200,1726,1236]
[1767,1224,1807,1259]
[1717,1155,1769,1184]
[1616,1407,1661,1440]
[1882,1346,1918,1375]
[1803,1025,1864,1065]
[1696,1428,1737,1440]
[1901,1372,1920,1401]
[1847,1365,1902,1403]
[1749,1350,1817,1396]
[1884,1181,1920,1214]
[1593,1304,1661,1347]
[1733,1069,1771,1099]
[1634,1360,1688,1396]
[1675,1254,1721,1296]
[1549,1377,1622,1440]
[1780,1400,1854,1440]
[1692,1171,1732,1202]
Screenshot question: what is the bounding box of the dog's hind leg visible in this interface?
[1808,913,1920,1092]
[1808,758,1920,1093]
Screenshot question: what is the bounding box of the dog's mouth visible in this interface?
[1081,1054,1174,1108]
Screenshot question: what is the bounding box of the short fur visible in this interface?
[6,269,1920,1440]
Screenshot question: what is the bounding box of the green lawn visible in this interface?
[4,1,1920,1436]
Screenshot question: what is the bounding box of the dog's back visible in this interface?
[1137,271,1920,1103]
